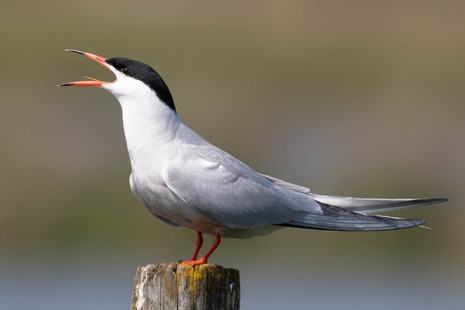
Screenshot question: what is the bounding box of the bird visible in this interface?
[60,49,447,266]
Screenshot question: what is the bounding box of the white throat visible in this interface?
[103,74,180,172]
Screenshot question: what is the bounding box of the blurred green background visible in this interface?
[1,1,464,309]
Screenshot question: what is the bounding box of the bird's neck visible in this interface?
[117,93,180,172]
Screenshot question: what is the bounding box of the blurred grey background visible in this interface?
[1,1,464,309]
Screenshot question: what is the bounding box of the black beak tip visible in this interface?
[65,49,85,55]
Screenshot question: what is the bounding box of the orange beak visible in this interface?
[59,49,112,87]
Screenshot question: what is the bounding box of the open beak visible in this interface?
[59,49,113,87]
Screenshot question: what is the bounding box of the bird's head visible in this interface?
[60,49,176,112]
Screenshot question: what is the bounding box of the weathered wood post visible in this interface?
[131,262,240,310]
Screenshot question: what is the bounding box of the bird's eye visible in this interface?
[121,66,130,75]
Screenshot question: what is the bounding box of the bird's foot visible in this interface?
[180,232,221,266]
[180,258,208,266]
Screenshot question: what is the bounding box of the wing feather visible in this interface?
[261,173,446,214]
[161,136,444,233]
[162,145,320,229]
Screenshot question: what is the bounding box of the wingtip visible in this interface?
[429,198,449,205]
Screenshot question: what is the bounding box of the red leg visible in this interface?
[182,233,221,266]
[189,231,203,260]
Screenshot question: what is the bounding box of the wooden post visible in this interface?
[131,262,240,310]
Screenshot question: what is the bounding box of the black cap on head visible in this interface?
[105,57,176,112]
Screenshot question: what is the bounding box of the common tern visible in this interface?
[60,49,447,265]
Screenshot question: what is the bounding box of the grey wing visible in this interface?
[163,142,443,232]
[261,173,447,230]
[309,194,447,214]
[260,173,311,194]
[162,146,319,229]
[261,173,446,214]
